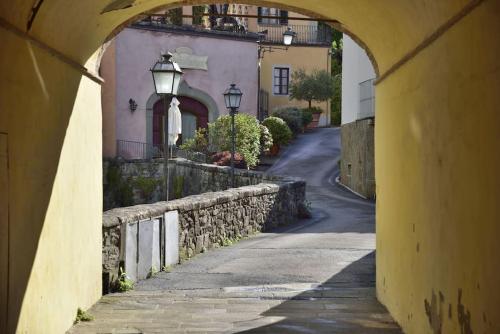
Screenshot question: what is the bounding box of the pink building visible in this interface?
[101,23,259,158]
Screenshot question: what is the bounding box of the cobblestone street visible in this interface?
[70,128,401,333]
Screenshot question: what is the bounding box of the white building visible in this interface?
[340,34,376,198]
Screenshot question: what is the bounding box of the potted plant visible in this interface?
[262,117,292,156]
[289,69,333,128]
[301,108,313,131]
[304,107,323,129]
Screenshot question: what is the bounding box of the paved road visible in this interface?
[71,128,401,334]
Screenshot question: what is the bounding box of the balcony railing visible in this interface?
[116,140,163,160]
[259,24,332,46]
[133,15,260,40]
[132,16,331,46]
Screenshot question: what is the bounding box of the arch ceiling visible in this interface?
[0,0,477,77]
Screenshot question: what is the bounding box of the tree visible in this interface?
[330,30,343,125]
[289,69,333,109]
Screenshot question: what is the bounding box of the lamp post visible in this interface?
[223,84,243,188]
[150,53,183,200]
[257,27,296,120]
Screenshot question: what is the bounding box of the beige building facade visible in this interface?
[184,4,333,125]
[243,5,332,125]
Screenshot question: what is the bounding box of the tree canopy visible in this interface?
[289,69,334,109]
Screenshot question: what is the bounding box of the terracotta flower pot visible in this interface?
[270,144,280,156]
[307,112,322,129]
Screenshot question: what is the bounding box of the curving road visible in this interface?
[70,128,401,334]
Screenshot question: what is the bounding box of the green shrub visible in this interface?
[259,124,273,153]
[272,107,303,135]
[179,128,208,154]
[304,106,323,114]
[331,73,342,126]
[208,114,261,168]
[331,110,341,126]
[104,161,134,209]
[301,109,313,127]
[262,117,292,146]
[133,176,158,201]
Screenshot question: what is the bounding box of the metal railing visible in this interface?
[358,79,375,119]
[133,15,259,40]
[116,140,163,160]
[259,24,332,45]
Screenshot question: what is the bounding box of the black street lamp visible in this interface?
[223,83,243,188]
[151,52,183,200]
[257,27,296,120]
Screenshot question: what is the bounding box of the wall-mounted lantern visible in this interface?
[129,98,138,112]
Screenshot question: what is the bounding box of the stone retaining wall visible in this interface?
[103,158,284,210]
[170,158,284,198]
[102,161,306,292]
[340,119,375,199]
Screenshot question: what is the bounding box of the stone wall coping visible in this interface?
[172,158,280,179]
[104,157,302,184]
[103,180,305,228]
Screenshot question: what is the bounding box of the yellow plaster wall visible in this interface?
[375,1,500,333]
[101,40,117,158]
[260,46,330,122]
[0,27,102,333]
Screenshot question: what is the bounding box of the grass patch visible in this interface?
[74,308,93,324]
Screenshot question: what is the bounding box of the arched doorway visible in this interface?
[152,96,209,147]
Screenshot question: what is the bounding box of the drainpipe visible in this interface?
[257,46,262,121]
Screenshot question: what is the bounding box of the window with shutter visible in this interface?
[273,67,290,95]
[258,7,281,25]
[279,10,288,25]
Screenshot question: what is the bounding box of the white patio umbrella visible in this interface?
[168,97,182,146]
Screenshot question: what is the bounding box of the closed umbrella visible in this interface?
[168,97,182,145]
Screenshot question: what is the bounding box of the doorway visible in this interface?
[152,96,209,146]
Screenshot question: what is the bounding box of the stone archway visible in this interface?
[145,81,218,147]
[1,1,499,333]
[150,95,209,147]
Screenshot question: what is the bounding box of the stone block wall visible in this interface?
[170,158,283,198]
[103,157,284,210]
[103,159,164,210]
[340,118,375,199]
[102,160,306,291]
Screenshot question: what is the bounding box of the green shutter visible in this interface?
[280,10,288,25]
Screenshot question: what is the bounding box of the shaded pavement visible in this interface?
[70,128,401,334]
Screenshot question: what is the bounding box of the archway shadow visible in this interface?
[235,252,402,333]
